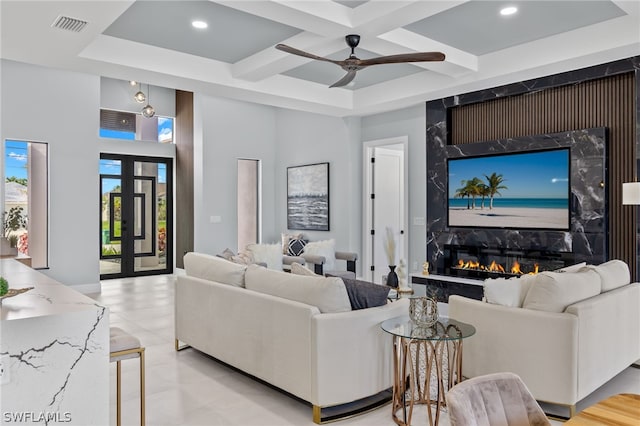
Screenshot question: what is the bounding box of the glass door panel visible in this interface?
[100,175,122,275]
[100,155,172,278]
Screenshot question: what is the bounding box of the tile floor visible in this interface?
[90,274,640,426]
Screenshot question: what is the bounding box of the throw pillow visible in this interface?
[340,277,390,310]
[522,269,601,313]
[287,238,307,256]
[244,264,351,313]
[483,274,535,308]
[580,259,630,292]
[303,239,336,271]
[554,262,587,273]
[281,232,303,254]
[183,252,247,287]
[245,243,282,270]
[290,262,317,276]
[217,248,235,261]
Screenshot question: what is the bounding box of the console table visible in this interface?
[381,315,476,426]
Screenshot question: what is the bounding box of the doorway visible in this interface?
[363,137,408,284]
[100,154,173,278]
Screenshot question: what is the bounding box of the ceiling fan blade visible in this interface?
[276,44,344,65]
[330,70,357,88]
[357,52,445,67]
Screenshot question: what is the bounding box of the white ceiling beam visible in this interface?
[232,32,344,81]
[352,0,470,36]
[214,0,352,36]
[375,28,478,72]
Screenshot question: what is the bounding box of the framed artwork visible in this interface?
[287,162,329,231]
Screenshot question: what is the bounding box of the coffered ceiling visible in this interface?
[1,1,639,117]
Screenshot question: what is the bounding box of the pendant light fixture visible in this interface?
[141,84,155,118]
[133,82,146,103]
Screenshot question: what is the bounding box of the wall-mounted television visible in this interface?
[447,148,570,230]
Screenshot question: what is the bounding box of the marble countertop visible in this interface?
[0,259,103,321]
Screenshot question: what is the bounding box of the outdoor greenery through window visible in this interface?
[3,140,49,268]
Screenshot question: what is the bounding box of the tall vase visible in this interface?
[386,265,399,288]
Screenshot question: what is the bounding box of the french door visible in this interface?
[100,154,173,278]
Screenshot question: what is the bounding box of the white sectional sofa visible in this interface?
[175,252,408,423]
[448,260,640,417]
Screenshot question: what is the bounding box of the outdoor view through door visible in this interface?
[100,154,172,278]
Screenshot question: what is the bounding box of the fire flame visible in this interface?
[456,259,539,275]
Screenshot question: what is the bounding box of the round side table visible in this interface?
[381,315,475,426]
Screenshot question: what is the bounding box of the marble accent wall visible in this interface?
[426,56,640,277]
[426,129,607,274]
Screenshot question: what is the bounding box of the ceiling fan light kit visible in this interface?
[276,34,445,88]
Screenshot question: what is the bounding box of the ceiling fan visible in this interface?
[276,34,445,88]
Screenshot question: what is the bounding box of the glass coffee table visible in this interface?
[381,316,476,426]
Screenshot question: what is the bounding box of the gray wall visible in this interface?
[274,109,362,273]
[1,60,101,290]
[361,104,427,274]
[193,94,278,255]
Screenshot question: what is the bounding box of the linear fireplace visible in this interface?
[443,244,574,279]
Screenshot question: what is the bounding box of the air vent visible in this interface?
[51,15,88,32]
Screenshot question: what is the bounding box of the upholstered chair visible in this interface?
[445,372,550,426]
[302,251,357,279]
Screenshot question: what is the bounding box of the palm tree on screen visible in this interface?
[464,177,484,210]
[484,173,508,209]
[454,183,470,209]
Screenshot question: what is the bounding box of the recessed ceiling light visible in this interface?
[192,20,208,29]
[500,6,518,16]
[129,80,137,86]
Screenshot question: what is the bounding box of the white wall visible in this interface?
[193,94,278,255]
[274,109,362,273]
[361,104,426,274]
[1,60,100,289]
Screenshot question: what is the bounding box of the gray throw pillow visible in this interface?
[340,277,390,310]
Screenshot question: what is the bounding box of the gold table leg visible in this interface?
[391,336,464,426]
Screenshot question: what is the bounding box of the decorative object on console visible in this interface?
[383,227,398,288]
[287,162,329,231]
[386,266,399,288]
[422,261,430,276]
[396,259,413,294]
[409,296,439,327]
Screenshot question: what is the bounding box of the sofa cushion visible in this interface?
[580,260,630,292]
[554,262,587,273]
[184,252,246,287]
[303,239,336,271]
[340,278,390,310]
[245,264,351,313]
[484,274,535,308]
[522,269,601,313]
[290,262,317,276]
[246,243,282,270]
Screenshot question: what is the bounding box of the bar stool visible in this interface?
[110,327,145,426]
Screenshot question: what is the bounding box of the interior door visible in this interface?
[100,154,172,278]
[372,147,405,284]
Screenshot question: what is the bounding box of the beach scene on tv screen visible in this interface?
[448,149,570,229]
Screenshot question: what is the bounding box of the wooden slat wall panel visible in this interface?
[175,90,194,269]
[451,73,636,275]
